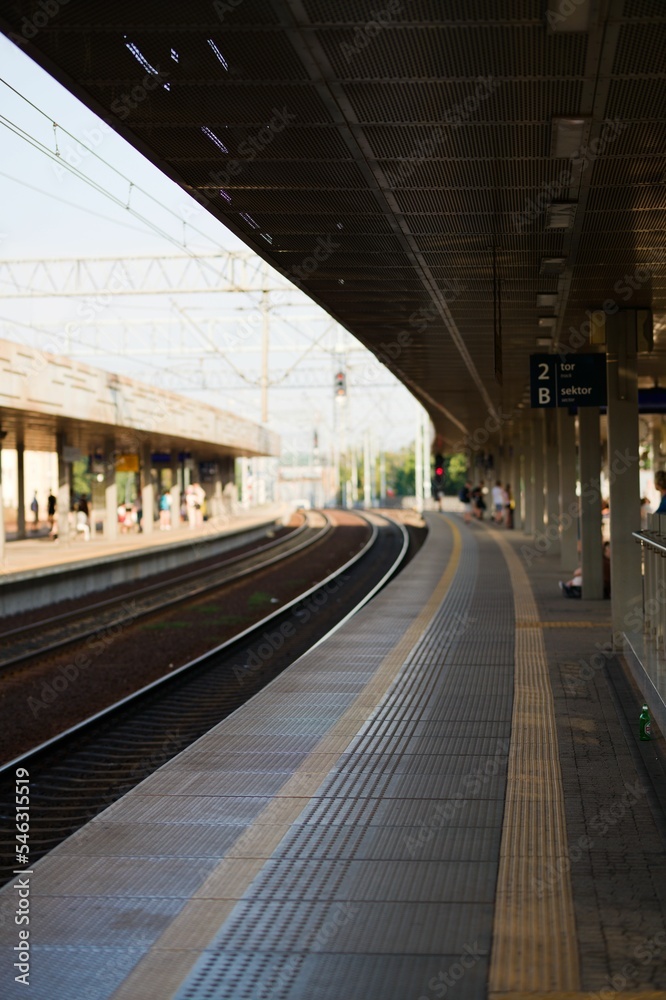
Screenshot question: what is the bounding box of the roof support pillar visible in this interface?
[105,438,118,542]
[56,433,70,542]
[0,431,6,563]
[606,311,642,644]
[545,409,560,556]
[578,407,603,599]
[170,452,181,530]
[140,444,154,535]
[509,424,522,531]
[16,436,26,539]
[557,407,579,570]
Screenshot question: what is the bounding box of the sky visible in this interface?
[0,34,422,462]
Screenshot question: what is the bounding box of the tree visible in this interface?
[445,453,468,495]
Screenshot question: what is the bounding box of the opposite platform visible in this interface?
[0,513,664,999]
[0,503,291,615]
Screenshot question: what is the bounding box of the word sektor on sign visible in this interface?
[530,353,607,408]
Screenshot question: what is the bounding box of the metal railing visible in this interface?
[633,513,666,650]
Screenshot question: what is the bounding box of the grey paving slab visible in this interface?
[1,947,145,1000]
[274,824,502,862]
[246,858,499,903]
[178,952,489,1000]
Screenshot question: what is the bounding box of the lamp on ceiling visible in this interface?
[546,0,592,32]
[550,117,590,157]
[539,257,567,277]
[545,202,577,229]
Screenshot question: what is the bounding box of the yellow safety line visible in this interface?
[111,519,463,999]
[487,529,581,994]
[516,621,608,629]
[492,994,666,1000]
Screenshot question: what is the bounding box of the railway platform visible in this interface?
[1,512,665,999]
[0,503,293,616]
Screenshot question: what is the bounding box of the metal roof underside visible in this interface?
[1,0,665,446]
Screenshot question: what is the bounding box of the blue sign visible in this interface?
[530,354,607,408]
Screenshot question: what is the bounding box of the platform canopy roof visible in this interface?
[2,0,665,447]
[0,338,280,459]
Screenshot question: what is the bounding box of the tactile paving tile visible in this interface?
[262,953,490,1000]
[21,894,185,946]
[144,769,291,797]
[52,823,244,859]
[4,947,146,1000]
[31,856,217,898]
[245,858,499,903]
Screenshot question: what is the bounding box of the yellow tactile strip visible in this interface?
[491,995,666,1000]
[516,621,608,629]
[110,522,463,1000]
[487,529,581,993]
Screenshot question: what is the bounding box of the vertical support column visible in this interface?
[170,452,181,529]
[414,410,423,513]
[606,311,642,643]
[531,411,546,537]
[651,420,662,485]
[557,407,578,569]
[421,412,431,505]
[364,431,372,509]
[509,424,521,531]
[105,438,117,541]
[212,465,224,522]
[56,433,70,541]
[523,419,535,535]
[578,407,603,599]
[140,444,154,535]
[0,430,6,562]
[544,409,560,556]
[16,436,26,538]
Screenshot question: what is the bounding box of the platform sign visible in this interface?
[530,354,607,408]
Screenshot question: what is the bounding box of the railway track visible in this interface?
[0,510,327,671]
[0,511,410,884]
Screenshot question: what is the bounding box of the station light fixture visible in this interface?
[546,0,591,32]
[545,202,577,229]
[536,337,553,347]
[536,293,558,310]
[550,117,589,157]
[539,257,567,277]
[538,316,557,328]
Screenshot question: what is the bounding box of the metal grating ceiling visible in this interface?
[1,0,664,444]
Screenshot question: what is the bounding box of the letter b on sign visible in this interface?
[538,387,551,405]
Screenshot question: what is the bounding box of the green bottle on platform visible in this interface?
[639,705,652,741]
